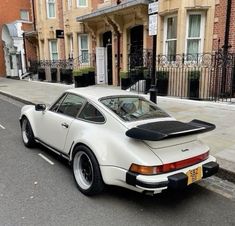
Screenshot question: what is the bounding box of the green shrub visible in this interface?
[188,71,200,80]
[156,71,169,80]
[120,71,129,78]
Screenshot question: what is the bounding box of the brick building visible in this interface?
[213,0,235,52]
[0,0,37,77]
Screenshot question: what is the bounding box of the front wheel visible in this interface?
[72,145,104,196]
[21,117,35,148]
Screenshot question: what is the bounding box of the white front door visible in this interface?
[96,47,107,84]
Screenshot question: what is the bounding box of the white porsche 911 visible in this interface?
[20,87,219,196]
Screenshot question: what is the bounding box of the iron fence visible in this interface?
[29,53,96,72]
[128,51,235,102]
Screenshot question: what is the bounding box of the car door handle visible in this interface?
[61,122,69,128]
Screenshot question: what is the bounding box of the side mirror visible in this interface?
[35,104,46,111]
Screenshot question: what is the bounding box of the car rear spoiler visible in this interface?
[125,120,215,141]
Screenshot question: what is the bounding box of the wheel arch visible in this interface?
[70,142,100,165]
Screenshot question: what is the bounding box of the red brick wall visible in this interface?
[213,0,235,52]
[0,0,34,76]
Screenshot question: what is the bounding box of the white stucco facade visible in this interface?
[2,21,26,78]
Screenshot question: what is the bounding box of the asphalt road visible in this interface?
[0,95,235,226]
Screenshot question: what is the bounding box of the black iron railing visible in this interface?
[127,52,235,102]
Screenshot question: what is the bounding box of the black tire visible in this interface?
[21,117,36,148]
[72,145,104,196]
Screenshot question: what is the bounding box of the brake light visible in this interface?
[130,151,209,175]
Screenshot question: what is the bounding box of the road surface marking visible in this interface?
[38,153,54,165]
[0,124,5,130]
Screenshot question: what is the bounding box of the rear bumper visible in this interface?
[126,160,219,192]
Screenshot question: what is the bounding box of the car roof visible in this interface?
[67,87,140,101]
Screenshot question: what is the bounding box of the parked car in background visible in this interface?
[20,87,219,196]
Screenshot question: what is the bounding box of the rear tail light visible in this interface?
[130,151,209,175]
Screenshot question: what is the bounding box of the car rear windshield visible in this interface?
[100,96,169,121]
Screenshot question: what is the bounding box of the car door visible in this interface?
[36,93,86,152]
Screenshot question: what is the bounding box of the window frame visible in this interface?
[78,34,89,65]
[47,0,56,19]
[50,93,87,118]
[163,14,178,61]
[185,11,205,58]
[67,0,72,10]
[77,0,88,8]
[49,40,58,60]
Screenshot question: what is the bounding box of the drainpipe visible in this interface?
[223,0,232,54]
[221,0,232,95]
[117,32,121,86]
[31,0,36,31]
[23,32,28,72]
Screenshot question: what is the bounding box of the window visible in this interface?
[47,0,56,18]
[49,40,58,60]
[55,94,86,118]
[100,96,169,122]
[67,0,72,10]
[20,10,29,21]
[68,34,73,58]
[79,103,105,123]
[77,0,87,7]
[164,16,177,61]
[79,34,89,64]
[50,94,66,112]
[186,13,205,57]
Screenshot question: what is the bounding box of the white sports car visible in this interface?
[20,87,219,196]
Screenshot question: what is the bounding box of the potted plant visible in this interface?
[60,68,73,84]
[143,68,151,93]
[37,67,46,81]
[188,71,200,99]
[120,71,130,90]
[156,71,169,96]
[87,67,95,85]
[50,68,57,83]
[73,68,86,87]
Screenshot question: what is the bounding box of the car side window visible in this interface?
[78,103,105,123]
[50,94,66,112]
[56,93,86,118]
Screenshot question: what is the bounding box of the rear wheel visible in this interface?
[72,145,104,196]
[21,117,35,148]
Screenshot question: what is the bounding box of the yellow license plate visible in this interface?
[186,166,202,185]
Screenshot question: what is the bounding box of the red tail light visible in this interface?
[130,151,209,175]
[156,151,209,173]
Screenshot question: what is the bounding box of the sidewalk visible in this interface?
[0,77,234,182]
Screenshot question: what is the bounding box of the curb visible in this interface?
[0,90,36,105]
[217,168,235,184]
[216,158,235,183]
